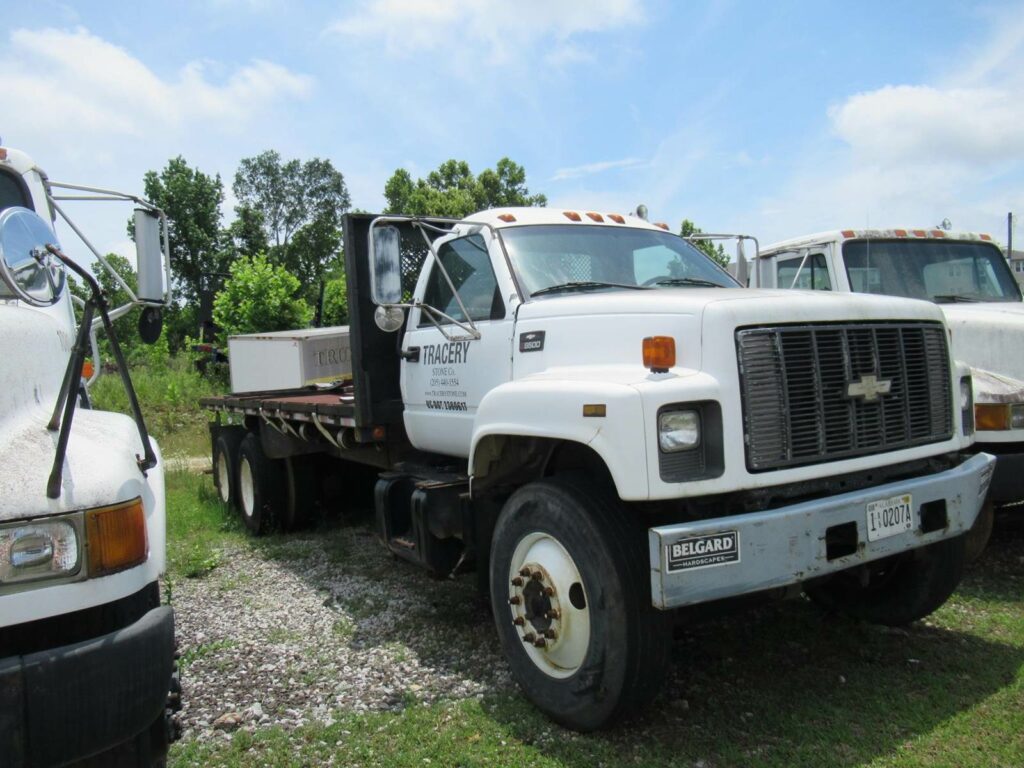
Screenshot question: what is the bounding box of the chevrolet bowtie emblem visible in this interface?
[847,374,892,401]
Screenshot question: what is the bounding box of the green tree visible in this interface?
[233,151,350,290]
[383,158,546,218]
[320,273,348,327]
[212,255,312,340]
[69,253,145,362]
[680,219,730,269]
[139,157,226,305]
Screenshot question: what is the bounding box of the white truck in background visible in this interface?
[203,209,993,730]
[753,228,1024,555]
[0,145,179,766]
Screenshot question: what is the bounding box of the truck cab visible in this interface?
[0,146,177,767]
[754,229,1024,537]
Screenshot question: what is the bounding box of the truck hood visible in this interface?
[514,288,946,376]
[941,302,1024,385]
[518,287,945,322]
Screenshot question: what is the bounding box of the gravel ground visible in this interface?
[171,524,512,742]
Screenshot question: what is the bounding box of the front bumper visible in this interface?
[649,452,995,609]
[0,605,175,768]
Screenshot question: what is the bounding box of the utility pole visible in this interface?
[1009,212,1014,257]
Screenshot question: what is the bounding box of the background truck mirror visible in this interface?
[370,224,403,305]
[133,208,164,303]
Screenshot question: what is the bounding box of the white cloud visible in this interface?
[2,27,312,143]
[551,157,647,181]
[752,13,1024,244]
[328,0,643,65]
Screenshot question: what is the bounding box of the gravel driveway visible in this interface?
[171,523,512,742]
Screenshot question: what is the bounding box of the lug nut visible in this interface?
[533,637,547,648]
[531,570,543,581]
[544,586,555,597]
[511,576,524,587]
[509,595,521,605]
[545,609,560,620]
[544,629,557,640]
[523,632,536,643]
[519,567,531,577]
[513,617,525,626]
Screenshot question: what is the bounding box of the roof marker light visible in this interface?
[912,229,927,237]
[841,230,856,238]
[980,233,992,241]
[654,222,669,231]
[563,211,582,222]
[931,230,946,238]
[586,212,604,222]
[894,229,908,237]
[608,214,625,224]
[497,213,516,223]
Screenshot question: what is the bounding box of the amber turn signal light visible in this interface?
[642,336,676,372]
[975,404,1011,431]
[86,497,148,577]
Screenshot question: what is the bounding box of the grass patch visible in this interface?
[180,638,238,670]
[90,352,224,458]
[164,470,244,582]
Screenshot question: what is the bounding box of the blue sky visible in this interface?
[4,0,1024,265]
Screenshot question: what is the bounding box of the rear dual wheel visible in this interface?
[489,476,672,731]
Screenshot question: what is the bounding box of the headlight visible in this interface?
[659,409,700,452]
[0,519,81,585]
[960,377,974,435]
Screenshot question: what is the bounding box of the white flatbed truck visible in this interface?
[203,209,993,730]
[754,228,1024,554]
[0,146,178,766]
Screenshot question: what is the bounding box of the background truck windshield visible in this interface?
[843,239,1022,303]
[499,224,737,296]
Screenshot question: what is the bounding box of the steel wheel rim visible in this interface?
[507,531,590,679]
[239,456,255,519]
[216,449,231,503]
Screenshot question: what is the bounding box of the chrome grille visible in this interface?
[737,322,953,471]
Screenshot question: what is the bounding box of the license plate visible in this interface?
[865,493,914,542]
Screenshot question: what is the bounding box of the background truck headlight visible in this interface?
[659,410,700,452]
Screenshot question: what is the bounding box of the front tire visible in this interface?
[804,535,967,626]
[489,477,672,731]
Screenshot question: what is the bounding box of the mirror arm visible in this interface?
[414,301,481,341]
[412,223,479,336]
[43,245,157,499]
[70,294,102,386]
[48,197,139,303]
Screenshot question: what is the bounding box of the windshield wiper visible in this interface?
[931,294,983,303]
[531,281,651,297]
[650,277,725,288]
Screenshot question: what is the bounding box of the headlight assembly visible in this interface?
[658,409,700,452]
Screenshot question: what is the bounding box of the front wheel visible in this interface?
[489,477,672,731]
[804,535,967,626]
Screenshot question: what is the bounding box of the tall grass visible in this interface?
[89,347,226,458]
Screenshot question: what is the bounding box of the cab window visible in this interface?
[777,253,831,290]
[420,234,502,326]
[0,171,30,214]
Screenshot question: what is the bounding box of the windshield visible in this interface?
[843,239,1022,303]
[498,224,738,297]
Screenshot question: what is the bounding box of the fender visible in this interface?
[470,375,651,500]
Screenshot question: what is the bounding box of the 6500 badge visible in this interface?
[666,530,740,572]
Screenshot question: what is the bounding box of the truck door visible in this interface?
[401,232,515,457]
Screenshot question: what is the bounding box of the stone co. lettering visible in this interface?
[421,341,471,366]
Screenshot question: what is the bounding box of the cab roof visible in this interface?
[463,206,672,233]
[764,228,1000,255]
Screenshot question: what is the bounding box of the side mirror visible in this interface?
[0,207,66,306]
[133,208,164,303]
[370,225,403,305]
